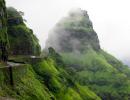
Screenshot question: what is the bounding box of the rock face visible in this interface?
[7,7,41,55]
[0,0,8,61]
[46,8,100,53]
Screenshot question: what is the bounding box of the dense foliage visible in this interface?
[0,49,101,100]
[0,1,130,100]
[31,50,101,100]
[61,49,130,100]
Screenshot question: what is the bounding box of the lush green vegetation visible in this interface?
[0,50,101,100]
[61,49,130,100]
[0,2,102,99]
[0,1,130,100]
[31,49,101,100]
[0,64,53,100]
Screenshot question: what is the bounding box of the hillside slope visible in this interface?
[0,50,101,100]
[46,8,130,100]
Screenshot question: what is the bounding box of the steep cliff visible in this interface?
[46,8,130,100]
[0,0,8,61]
[7,7,41,56]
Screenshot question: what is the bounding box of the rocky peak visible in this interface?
[46,8,100,53]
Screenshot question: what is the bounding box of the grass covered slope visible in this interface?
[32,49,101,100]
[61,49,130,100]
[45,8,130,99]
[0,51,101,100]
[0,64,53,100]
[7,7,41,56]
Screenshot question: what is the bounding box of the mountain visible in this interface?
[46,8,100,52]
[46,8,130,100]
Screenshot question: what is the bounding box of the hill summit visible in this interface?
[46,8,100,53]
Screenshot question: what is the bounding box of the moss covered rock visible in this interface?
[7,7,41,56]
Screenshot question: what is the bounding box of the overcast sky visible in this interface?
[6,0,130,65]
